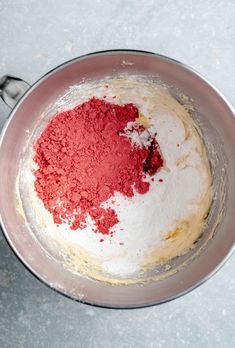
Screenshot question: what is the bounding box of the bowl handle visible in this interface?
[0,75,30,109]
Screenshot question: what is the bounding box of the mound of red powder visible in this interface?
[34,97,163,234]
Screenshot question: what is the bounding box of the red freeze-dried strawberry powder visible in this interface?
[34,97,163,235]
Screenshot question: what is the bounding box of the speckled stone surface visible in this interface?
[0,1,234,347]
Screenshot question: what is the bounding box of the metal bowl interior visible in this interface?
[0,50,234,308]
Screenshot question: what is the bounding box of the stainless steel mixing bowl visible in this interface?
[0,50,234,308]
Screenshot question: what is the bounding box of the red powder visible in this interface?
[34,98,163,234]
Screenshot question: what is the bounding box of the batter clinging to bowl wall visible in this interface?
[19,76,212,282]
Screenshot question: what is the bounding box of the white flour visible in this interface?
[18,77,212,278]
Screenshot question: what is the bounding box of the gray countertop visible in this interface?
[0,1,234,347]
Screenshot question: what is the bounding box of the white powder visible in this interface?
[18,77,212,278]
